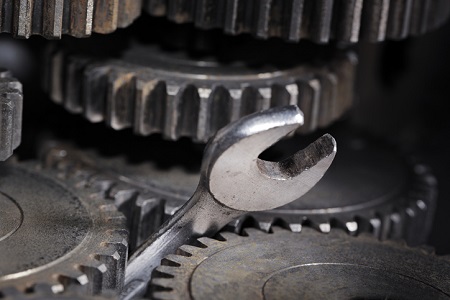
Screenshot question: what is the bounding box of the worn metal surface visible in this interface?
[0,285,117,299]
[0,0,141,39]
[0,70,22,161]
[41,127,437,249]
[144,0,450,43]
[151,227,450,299]
[121,106,337,299]
[0,162,129,295]
[45,39,356,141]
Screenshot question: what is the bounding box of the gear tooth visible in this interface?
[205,86,233,141]
[145,0,167,16]
[65,55,91,113]
[130,195,166,251]
[344,220,359,235]
[134,79,167,136]
[58,270,89,289]
[386,0,413,39]
[13,0,33,38]
[152,291,178,300]
[177,245,202,257]
[361,0,390,41]
[93,0,119,34]
[196,237,223,248]
[223,0,240,34]
[217,231,242,242]
[161,254,193,267]
[244,227,268,236]
[369,216,382,238]
[163,84,182,140]
[68,0,94,37]
[154,265,178,278]
[83,64,111,123]
[109,184,138,213]
[31,283,55,295]
[308,0,334,43]
[333,0,363,43]
[408,0,430,35]
[194,0,224,29]
[167,0,195,23]
[254,0,271,39]
[151,278,176,290]
[79,259,109,295]
[95,239,128,291]
[117,0,142,28]
[106,70,137,130]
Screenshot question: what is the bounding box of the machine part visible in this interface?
[121,106,337,299]
[0,285,116,300]
[0,162,129,295]
[45,41,356,142]
[0,0,141,39]
[151,227,450,299]
[0,70,22,161]
[41,128,437,250]
[144,0,450,43]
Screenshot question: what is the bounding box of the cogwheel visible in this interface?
[0,69,22,161]
[40,127,437,252]
[0,162,129,295]
[144,0,450,43]
[150,227,450,299]
[0,284,116,299]
[0,0,141,39]
[45,39,357,142]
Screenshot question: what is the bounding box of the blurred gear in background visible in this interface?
[0,1,449,299]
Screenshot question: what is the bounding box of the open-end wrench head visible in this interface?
[202,105,337,211]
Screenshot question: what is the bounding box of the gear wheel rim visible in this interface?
[0,0,141,39]
[151,227,450,299]
[39,128,437,252]
[0,162,129,295]
[144,0,450,43]
[45,40,357,142]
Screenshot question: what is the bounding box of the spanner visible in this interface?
[121,105,337,299]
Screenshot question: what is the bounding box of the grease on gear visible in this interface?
[44,39,356,142]
[0,162,128,295]
[0,69,22,161]
[151,227,450,299]
[144,0,450,43]
[0,0,141,39]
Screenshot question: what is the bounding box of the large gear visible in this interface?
[144,0,450,43]
[151,227,450,299]
[0,70,22,161]
[0,162,128,295]
[40,128,437,251]
[0,0,141,39]
[45,40,356,142]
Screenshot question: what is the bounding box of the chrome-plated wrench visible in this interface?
[122,105,337,299]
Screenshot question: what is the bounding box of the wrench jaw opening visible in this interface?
[203,106,337,212]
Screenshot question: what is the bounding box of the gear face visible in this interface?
[0,0,141,39]
[0,162,128,295]
[144,0,450,43]
[151,227,450,300]
[0,69,22,161]
[0,285,116,300]
[45,40,356,142]
[40,128,436,252]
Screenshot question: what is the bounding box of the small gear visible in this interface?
[45,40,357,142]
[0,162,129,295]
[144,0,450,43]
[40,128,437,251]
[0,0,141,39]
[151,227,450,299]
[0,69,22,161]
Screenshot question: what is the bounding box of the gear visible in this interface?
[45,40,357,142]
[0,162,128,295]
[0,0,141,39]
[144,0,450,43]
[150,227,450,299]
[40,128,437,251]
[0,69,22,161]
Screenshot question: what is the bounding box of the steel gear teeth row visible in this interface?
[40,131,437,253]
[144,0,450,43]
[151,227,450,299]
[0,162,128,295]
[0,70,22,161]
[46,46,356,142]
[0,0,141,39]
